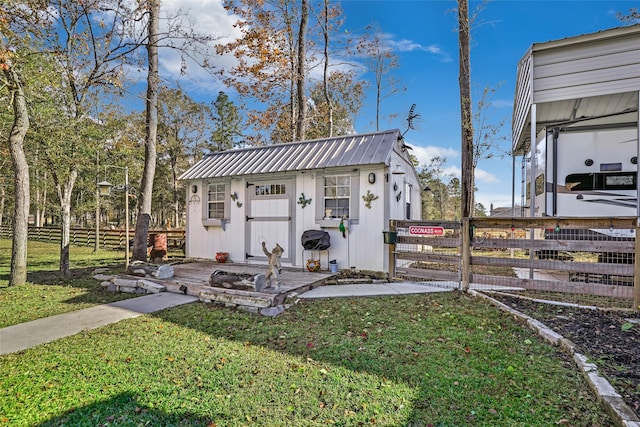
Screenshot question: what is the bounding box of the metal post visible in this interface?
[634,219,640,312]
[124,166,129,269]
[529,105,537,280]
[95,152,99,252]
[95,180,100,252]
[635,91,640,311]
[388,220,396,280]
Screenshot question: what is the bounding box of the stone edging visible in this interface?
[469,290,640,427]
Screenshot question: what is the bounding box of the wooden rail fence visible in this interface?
[0,226,185,252]
[388,217,640,311]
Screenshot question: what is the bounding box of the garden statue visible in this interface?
[262,241,284,291]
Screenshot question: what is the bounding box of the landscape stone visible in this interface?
[253,274,267,291]
[113,278,138,288]
[93,274,115,281]
[260,305,285,317]
[152,264,174,279]
[137,279,166,293]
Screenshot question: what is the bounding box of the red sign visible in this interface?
[409,226,445,236]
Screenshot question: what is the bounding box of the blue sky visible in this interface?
[153,0,638,212]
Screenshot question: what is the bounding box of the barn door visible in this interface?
[245,178,294,264]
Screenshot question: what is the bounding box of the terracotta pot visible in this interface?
[215,252,228,263]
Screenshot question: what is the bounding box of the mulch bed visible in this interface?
[491,294,640,419]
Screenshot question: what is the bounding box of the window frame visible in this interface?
[315,170,360,225]
[323,175,351,219]
[202,180,231,227]
[405,182,412,220]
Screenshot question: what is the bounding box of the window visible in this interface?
[207,183,226,219]
[324,175,350,218]
[535,174,545,196]
[405,183,412,220]
[255,183,286,196]
[565,172,637,191]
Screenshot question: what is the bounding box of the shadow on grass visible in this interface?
[146,293,610,426]
[0,261,124,285]
[37,392,211,427]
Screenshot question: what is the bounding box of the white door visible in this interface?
[245,179,294,264]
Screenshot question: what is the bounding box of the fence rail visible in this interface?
[389,217,640,310]
[0,226,185,252]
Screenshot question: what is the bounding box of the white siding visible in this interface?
[512,25,640,152]
[512,51,533,152]
[532,29,640,104]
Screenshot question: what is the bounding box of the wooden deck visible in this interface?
[144,261,333,309]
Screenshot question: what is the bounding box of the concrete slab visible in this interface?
[0,293,197,355]
[298,281,451,299]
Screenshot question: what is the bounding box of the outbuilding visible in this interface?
[179,129,422,272]
[512,24,640,218]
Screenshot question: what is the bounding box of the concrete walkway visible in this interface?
[0,293,198,355]
[299,281,451,298]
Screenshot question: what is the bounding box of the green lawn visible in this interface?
[0,239,138,327]
[0,240,615,426]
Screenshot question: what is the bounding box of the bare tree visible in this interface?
[320,0,333,136]
[472,85,509,170]
[294,0,309,141]
[356,22,404,131]
[617,7,639,23]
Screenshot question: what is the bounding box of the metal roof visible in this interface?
[512,24,640,153]
[179,129,404,180]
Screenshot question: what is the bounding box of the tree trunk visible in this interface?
[172,162,179,228]
[34,151,42,227]
[0,184,5,227]
[56,173,77,276]
[322,0,333,137]
[133,0,159,262]
[41,170,47,227]
[458,0,474,219]
[5,67,30,286]
[295,0,308,141]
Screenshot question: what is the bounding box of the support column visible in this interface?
[635,91,640,311]
[529,105,537,280]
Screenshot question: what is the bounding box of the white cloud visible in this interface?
[410,144,500,184]
[490,99,513,109]
[475,168,500,184]
[157,0,242,93]
[411,145,459,167]
[388,39,452,62]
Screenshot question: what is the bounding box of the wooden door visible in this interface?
[245,179,294,264]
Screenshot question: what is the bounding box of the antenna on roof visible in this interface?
[399,103,420,150]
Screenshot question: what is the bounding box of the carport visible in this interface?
[512,24,640,217]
